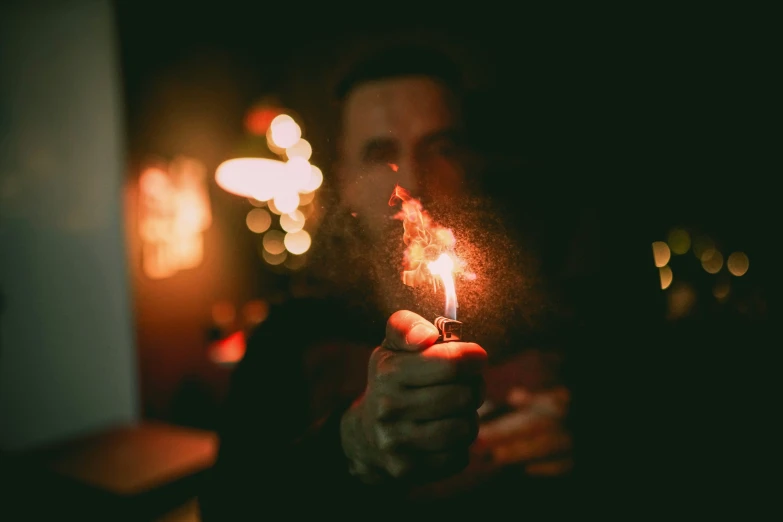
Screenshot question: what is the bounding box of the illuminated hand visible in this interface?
[340,310,487,485]
[476,386,572,476]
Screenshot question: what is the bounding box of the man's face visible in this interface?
[337,76,469,239]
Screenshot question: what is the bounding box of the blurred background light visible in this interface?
[285,138,312,161]
[242,299,269,325]
[692,234,715,260]
[713,279,731,301]
[298,190,315,206]
[215,157,284,199]
[667,228,691,255]
[652,241,671,267]
[659,265,673,289]
[727,251,749,276]
[262,249,287,265]
[246,208,272,234]
[284,229,311,255]
[269,114,301,148]
[262,230,286,255]
[701,248,724,274]
[301,165,323,193]
[280,210,305,233]
[272,190,300,214]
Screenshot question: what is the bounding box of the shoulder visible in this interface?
[248,296,383,348]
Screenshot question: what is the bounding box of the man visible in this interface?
[199,45,575,519]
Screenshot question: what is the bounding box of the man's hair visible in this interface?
[333,44,464,103]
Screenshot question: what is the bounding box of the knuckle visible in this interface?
[375,396,399,421]
[374,426,400,453]
[385,456,412,479]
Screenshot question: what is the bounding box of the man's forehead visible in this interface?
[341,76,457,145]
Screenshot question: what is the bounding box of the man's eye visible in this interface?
[363,143,398,165]
[429,140,458,158]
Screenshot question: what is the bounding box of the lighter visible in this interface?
[434,316,462,343]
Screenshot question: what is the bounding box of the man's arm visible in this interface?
[198,323,368,519]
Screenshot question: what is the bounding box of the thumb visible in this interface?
[382,310,439,352]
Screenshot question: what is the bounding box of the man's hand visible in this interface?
[340,310,487,485]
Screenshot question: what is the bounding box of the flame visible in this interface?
[389,185,468,319]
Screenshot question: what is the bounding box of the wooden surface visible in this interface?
[38,421,217,496]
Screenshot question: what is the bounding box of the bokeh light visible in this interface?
[659,265,673,290]
[284,230,311,255]
[285,157,313,191]
[242,299,269,325]
[267,199,282,215]
[667,282,696,320]
[273,190,300,214]
[298,191,315,206]
[701,248,724,274]
[651,241,671,267]
[691,234,715,260]
[263,230,286,255]
[727,251,749,276]
[248,197,266,207]
[245,107,280,136]
[713,280,731,301]
[286,138,312,161]
[265,126,286,156]
[262,249,287,265]
[300,165,323,193]
[211,301,236,327]
[284,253,307,270]
[215,157,285,199]
[299,203,315,218]
[667,228,691,255]
[269,114,301,149]
[246,208,272,234]
[280,210,305,233]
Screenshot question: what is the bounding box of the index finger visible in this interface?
[383,310,440,352]
[397,342,487,386]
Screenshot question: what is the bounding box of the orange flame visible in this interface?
[389,185,468,319]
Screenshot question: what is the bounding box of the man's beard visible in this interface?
[311,194,564,361]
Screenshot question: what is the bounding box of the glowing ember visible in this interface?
[389,185,471,320]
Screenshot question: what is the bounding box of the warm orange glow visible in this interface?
[246,208,272,233]
[284,253,307,270]
[659,265,673,290]
[242,300,269,325]
[215,158,285,200]
[285,138,312,161]
[284,158,313,192]
[428,253,458,319]
[389,163,399,172]
[284,230,311,255]
[280,210,305,232]
[298,191,316,206]
[139,157,211,279]
[262,249,287,265]
[651,241,671,267]
[273,190,300,214]
[701,249,724,274]
[269,114,301,149]
[263,230,286,255]
[727,251,749,276]
[300,165,323,193]
[713,280,730,300]
[389,185,471,319]
[245,107,281,136]
[211,301,236,327]
[208,331,246,366]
